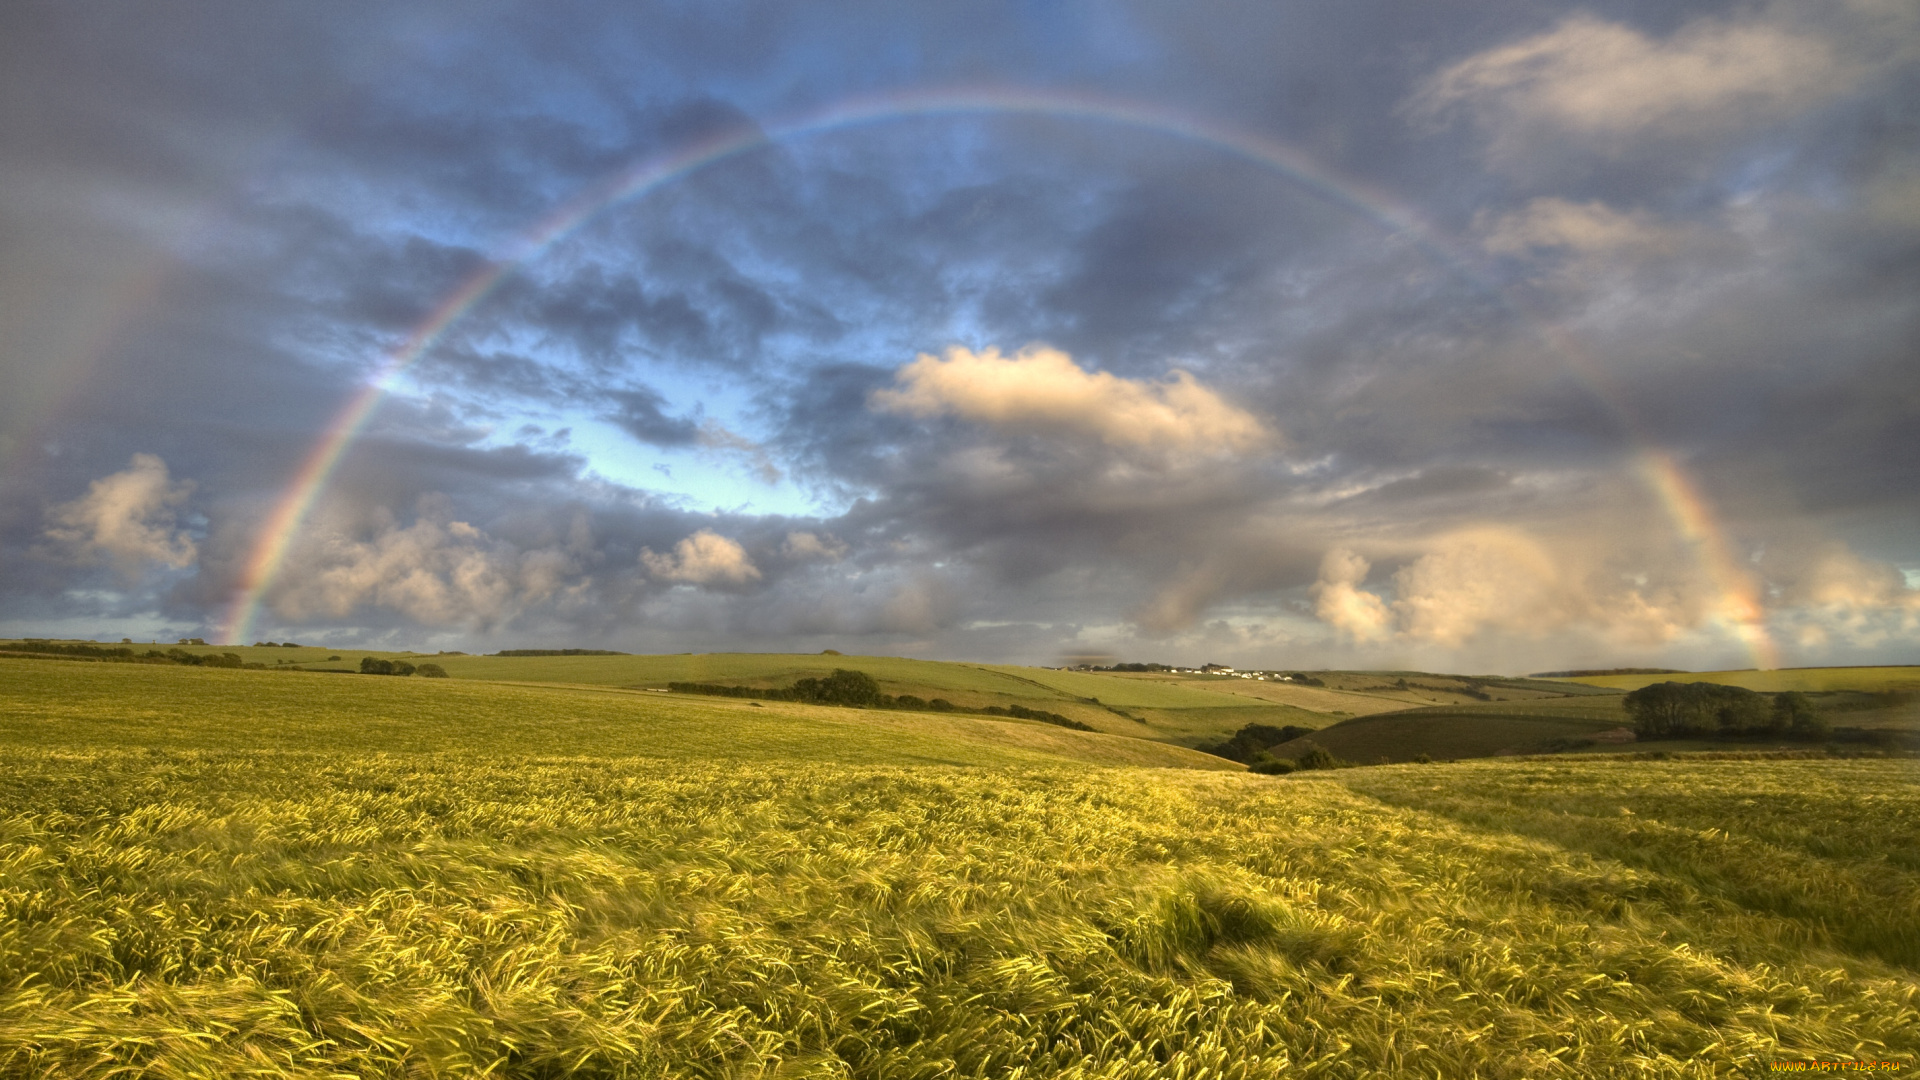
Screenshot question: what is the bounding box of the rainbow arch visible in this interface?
[217,84,1777,667]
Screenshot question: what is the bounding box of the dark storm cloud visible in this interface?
[605,387,702,448]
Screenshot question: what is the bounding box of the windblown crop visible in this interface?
[0,746,1914,1077]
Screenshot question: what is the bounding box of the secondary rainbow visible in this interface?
[220,85,1779,667]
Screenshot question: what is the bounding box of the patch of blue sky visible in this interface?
[565,418,823,518]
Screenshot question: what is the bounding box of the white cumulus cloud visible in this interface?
[1388,528,1575,647]
[44,453,198,576]
[870,344,1272,455]
[1413,11,1877,164]
[641,529,762,587]
[1310,548,1394,642]
[1310,528,1699,649]
[271,516,533,627]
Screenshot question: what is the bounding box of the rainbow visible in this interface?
[1519,320,1778,669]
[1638,450,1779,670]
[218,85,1779,667]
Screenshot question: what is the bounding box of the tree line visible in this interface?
[491,649,628,657]
[667,669,1094,730]
[360,657,448,677]
[1192,722,1348,774]
[1623,682,1825,739]
[2,641,254,669]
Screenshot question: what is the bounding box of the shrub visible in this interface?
[782,669,877,706]
[1196,722,1315,763]
[491,649,629,657]
[1775,691,1826,738]
[415,663,448,678]
[998,703,1094,731]
[1293,742,1342,771]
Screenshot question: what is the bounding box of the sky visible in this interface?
[2,0,1917,673]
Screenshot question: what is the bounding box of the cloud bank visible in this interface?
[1,1,1914,671]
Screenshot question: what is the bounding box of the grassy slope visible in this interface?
[1556,666,1920,693]
[436,652,1036,692]
[2,659,1917,1075]
[961,666,1566,744]
[8,645,1648,750]
[1338,757,1920,968]
[433,654,1357,744]
[0,659,1233,772]
[1267,698,1630,764]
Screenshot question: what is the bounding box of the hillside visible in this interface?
[1552,665,1920,694]
[0,658,1234,772]
[1269,697,1631,764]
[8,641,1672,755]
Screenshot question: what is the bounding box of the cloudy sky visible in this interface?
[3,0,1916,672]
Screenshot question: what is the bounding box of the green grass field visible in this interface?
[0,660,1232,772]
[1,655,1916,1076]
[1271,698,1632,764]
[1556,666,1920,694]
[1,643,1668,751]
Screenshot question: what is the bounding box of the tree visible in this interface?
[1711,686,1769,735]
[1773,692,1826,739]
[1624,682,1714,739]
[1292,742,1341,771]
[1196,723,1315,763]
[415,663,449,678]
[790,669,882,707]
[1627,681,1792,739]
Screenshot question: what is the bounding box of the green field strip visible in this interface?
[0,659,1228,772]
[1338,758,1920,971]
[1555,666,1920,693]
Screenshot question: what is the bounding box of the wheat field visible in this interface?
[0,658,1915,1077]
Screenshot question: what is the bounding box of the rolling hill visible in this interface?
[0,657,1234,772]
[1549,665,1920,693]
[1268,697,1632,764]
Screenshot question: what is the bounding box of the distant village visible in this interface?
[1058,661,1324,684]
